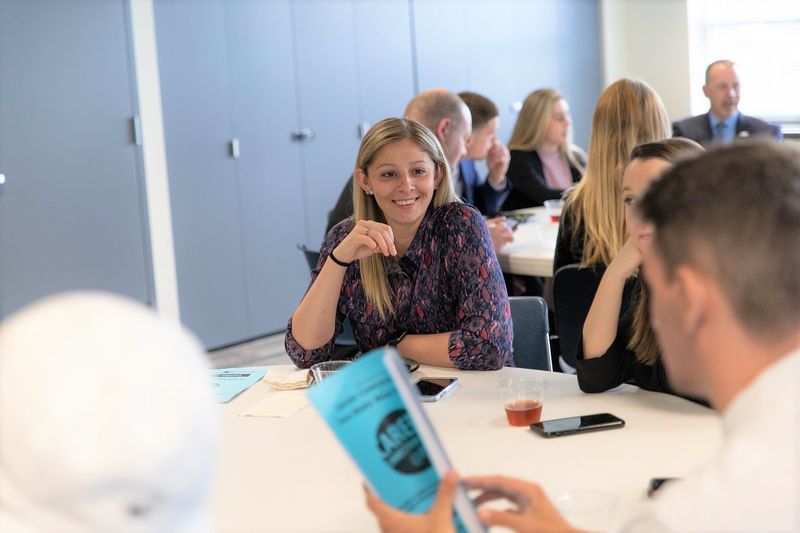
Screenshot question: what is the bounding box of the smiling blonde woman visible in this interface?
[286,117,512,370]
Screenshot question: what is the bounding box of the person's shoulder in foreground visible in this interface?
[626,351,799,532]
[627,140,800,532]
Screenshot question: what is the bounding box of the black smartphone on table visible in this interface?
[415,377,459,402]
[530,413,625,438]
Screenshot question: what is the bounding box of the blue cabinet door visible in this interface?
[0,0,152,318]
[353,0,417,127]
[154,0,250,347]
[292,0,363,246]
[293,0,417,246]
[225,0,309,336]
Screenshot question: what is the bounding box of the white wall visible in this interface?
[601,0,694,121]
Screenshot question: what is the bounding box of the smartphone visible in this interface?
[530,413,625,438]
[415,377,459,402]
[647,477,677,498]
[500,211,532,224]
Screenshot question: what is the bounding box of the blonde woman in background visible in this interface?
[501,88,586,211]
[286,118,513,370]
[554,78,671,271]
[577,139,704,397]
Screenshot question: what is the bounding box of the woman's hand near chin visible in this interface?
[334,220,397,263]
[607,234,643,281]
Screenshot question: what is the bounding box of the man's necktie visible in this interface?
[714,122,726,141]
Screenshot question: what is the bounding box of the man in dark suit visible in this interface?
[673,60,782,146]
[456,92,511,217]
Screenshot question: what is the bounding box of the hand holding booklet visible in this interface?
[307,347,484,533]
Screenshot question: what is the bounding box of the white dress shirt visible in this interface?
[625,348,800,532]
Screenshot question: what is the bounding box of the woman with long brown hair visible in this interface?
[577,138,703,394]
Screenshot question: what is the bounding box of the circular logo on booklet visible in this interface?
[376,409,431,474]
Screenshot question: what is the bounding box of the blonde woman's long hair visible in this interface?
[565,79,671,267]
[625,138,704,365]
[508,88,585,173]
[352,117,457,317]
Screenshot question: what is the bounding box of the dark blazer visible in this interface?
[326,178,354,236]
[457,159,510,217]
[501,149,584,211]
[672,112,782,146]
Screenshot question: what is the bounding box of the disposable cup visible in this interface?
[309,360,351,384]
[497,378,546,426]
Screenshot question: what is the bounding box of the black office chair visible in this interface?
[552,264,606,369]
[296,244,358,357]
[508,296,553,371]
[297,243,321,271]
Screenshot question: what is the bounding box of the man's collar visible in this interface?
[709,110,740,129]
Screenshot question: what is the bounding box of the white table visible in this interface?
[496,207,559,277]
[212,365,722,532]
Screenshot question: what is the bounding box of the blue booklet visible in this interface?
[307,347,484,532]
[210,367,266,403]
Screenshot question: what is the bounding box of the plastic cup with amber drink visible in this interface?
[498,378,546,426]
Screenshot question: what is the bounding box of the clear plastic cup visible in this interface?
[497,378,546,426]
[309,360,351,384]
[544,199,565,223]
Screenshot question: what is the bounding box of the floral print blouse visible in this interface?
[285,203,513,370]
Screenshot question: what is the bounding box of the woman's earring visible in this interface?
[366,190,374,195]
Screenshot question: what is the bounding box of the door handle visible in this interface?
[290,128,315,142]
[0,173,5,186]
[230,138,240,159]
[359,121,370,139]
[132,116,143,146]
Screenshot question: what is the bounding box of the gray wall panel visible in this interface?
[293,0,362,246]
[225,0,309,335]
[412,0,601,149]
[155,0,249,347]
[0,0,151,317]
[353,0,417,124]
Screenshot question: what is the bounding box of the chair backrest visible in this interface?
[509,296,553,371]
[552,264,605,369]
[297,244,321,273]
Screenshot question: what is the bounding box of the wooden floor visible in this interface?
[208,332,291,369]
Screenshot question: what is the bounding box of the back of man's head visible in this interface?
[0,292,218,532]
[641,141,800,342]
[404,89,468,132]
[457,91,498,131]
